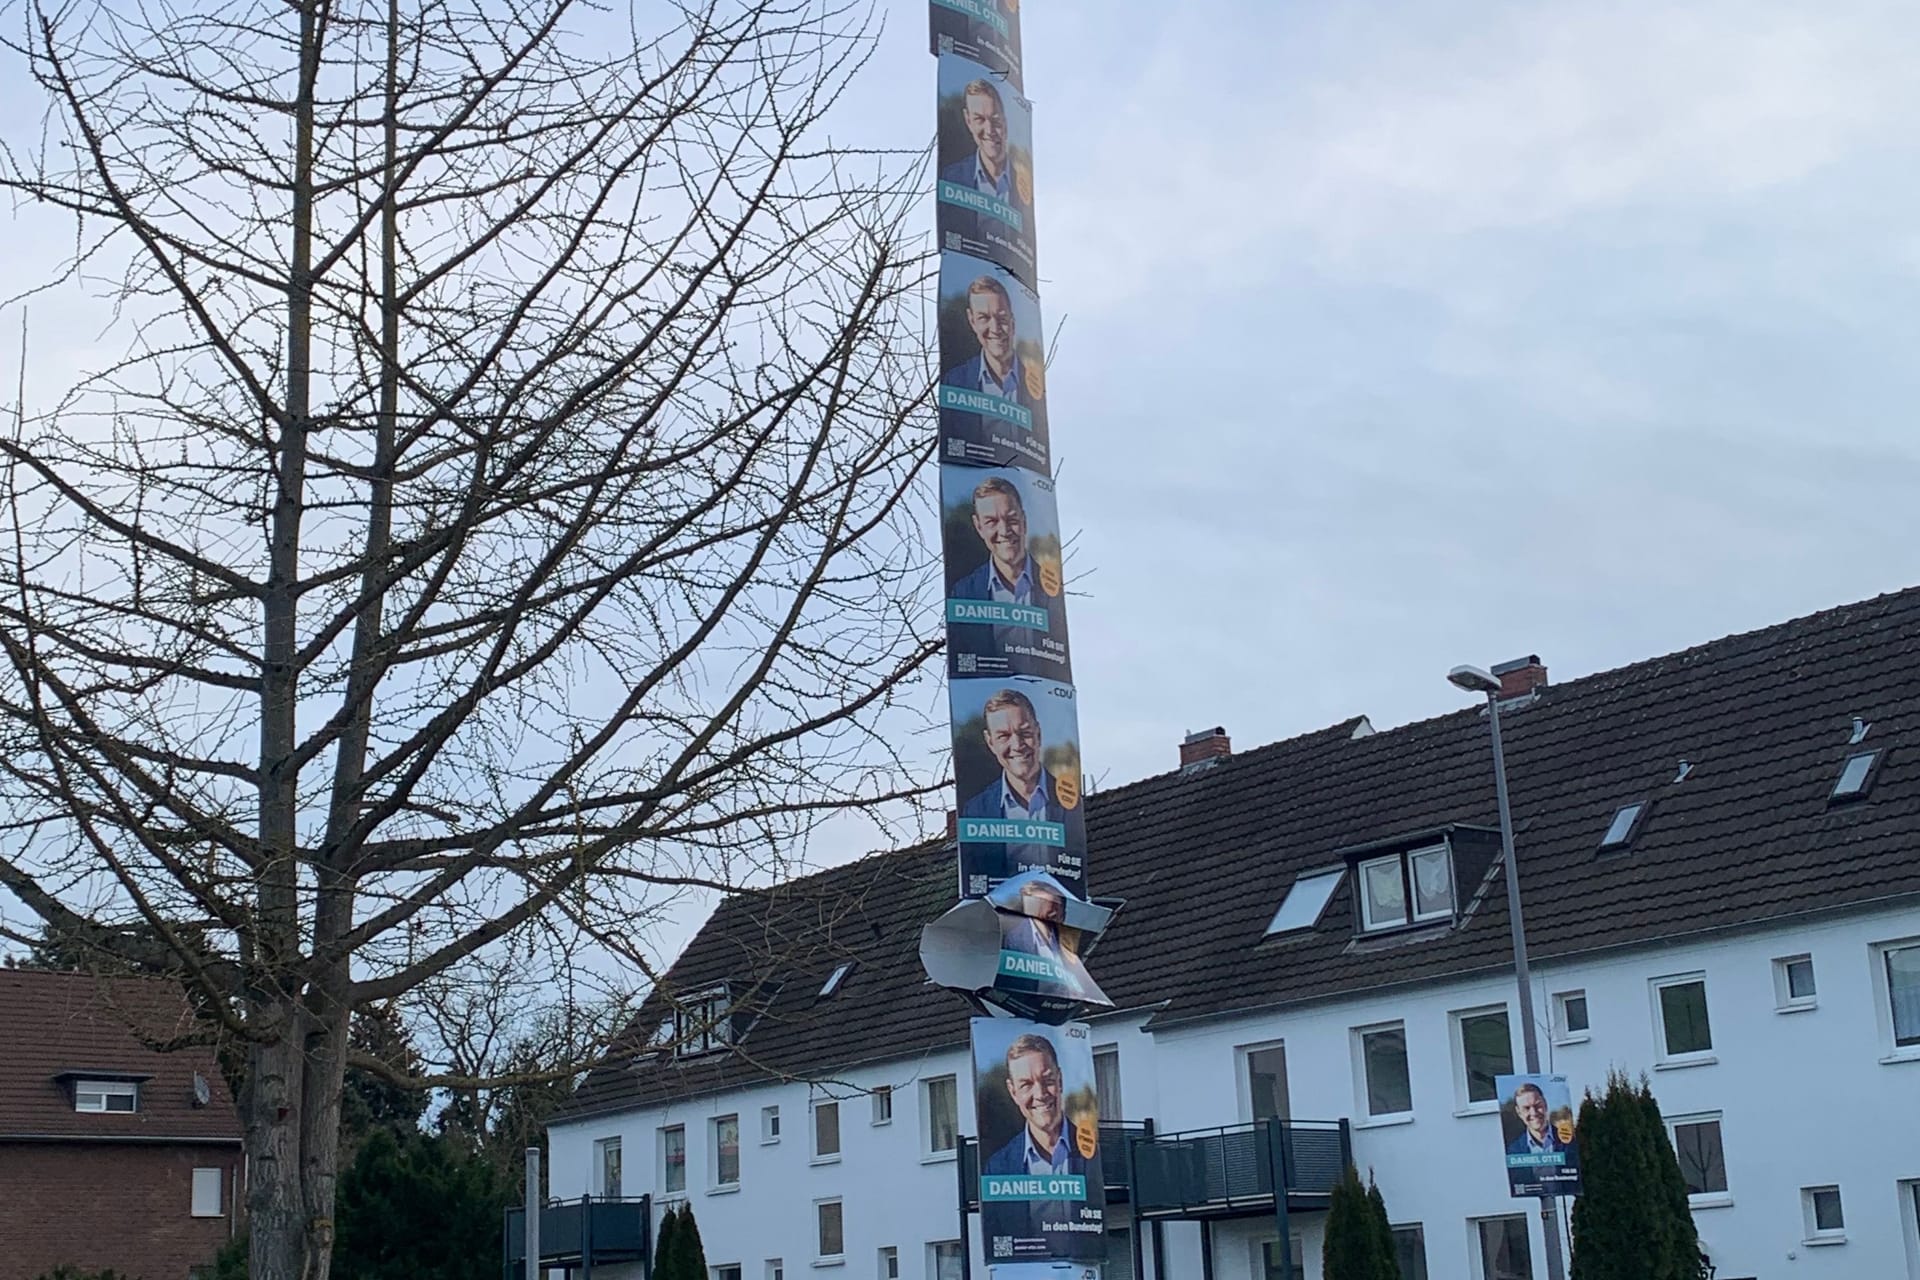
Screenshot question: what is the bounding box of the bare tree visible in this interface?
[0,0,941,1275]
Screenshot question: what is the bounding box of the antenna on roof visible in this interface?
[1673,760,1693,783]
[1850,717,1871,745]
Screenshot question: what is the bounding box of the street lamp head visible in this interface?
[1448,664,1501,697]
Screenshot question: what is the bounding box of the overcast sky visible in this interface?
[892,0,1920,786]
[5,0,1919,963]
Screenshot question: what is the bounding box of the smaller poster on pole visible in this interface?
[942,464,1069,683]
[1495,1073,1582,1198]
[937,51,1037,288]
[971,1016,1106,1264]
[950,675,1085,899]
[929,0,1023,92]
[937,252,1049,473]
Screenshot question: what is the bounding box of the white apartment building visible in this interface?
[545,587,1920,1280]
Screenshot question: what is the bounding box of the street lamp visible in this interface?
[1450,663,1569,1280]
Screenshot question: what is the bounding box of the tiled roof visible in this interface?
[561,586,1920,1120]
[0,969,243,1142]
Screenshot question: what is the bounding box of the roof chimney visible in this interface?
[1492,655,1548,700]
[1180,726,1231,770]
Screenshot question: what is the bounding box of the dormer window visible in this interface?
[74,1079,138,1113]
[672,987,736,1057]
[1358,843,1453,932]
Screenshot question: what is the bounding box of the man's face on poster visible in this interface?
[1515,1086,1548,1140]
[1019,882,1064,925]
[984,702,1042,796]
[967,287,1015,373]
[963,88,1008,174]
[972,489,1027,578]
[1006,1048,1063,1143]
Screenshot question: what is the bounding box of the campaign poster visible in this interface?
[929,0,1023,93]
[938,252,1049,473]
[988,872,1111,1020]
[1496,1073,1582,1198]
[942,465,1070,682]
[971,1017,1106,1264]
[937,52,1037,288]
[951,675,1085,899]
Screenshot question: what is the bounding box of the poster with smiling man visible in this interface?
[972,1017,1106,1263]
[937,251,1050,473]
[950,676,1085,899]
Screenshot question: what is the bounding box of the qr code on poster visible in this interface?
[991,1238,1012,1258]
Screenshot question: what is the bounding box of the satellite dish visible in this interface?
[192,1072,211,1107]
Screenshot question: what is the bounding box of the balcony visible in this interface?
[502,1194,651,1276]
[1130,1119,1350,1220]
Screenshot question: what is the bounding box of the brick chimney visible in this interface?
[1180,726,1231,769]
[1493,655,1549,700]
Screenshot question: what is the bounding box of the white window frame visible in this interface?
[876,1245,898,1279]
[1391,1223,1428,1280]
[1468,1214,1534,1280]
[1551,989,1590,1045]
[73,1079,138,1113]
[921,1075,959,1159]
[1252,1234,1304,1279]
[1800,1184,1845,1245]
[1237,1038,1288,1124]
[928,1241,965,1280]
[1650,972,1715,1067]
[595,1135,624,1198]
[766,1260,785,1280]
[814,1197,846,1265]
[712,1266,744,1280]
[1873,937,1920,1063]
[1898,1179,1920,1279]
[811,1096,842,1164]
[1773,954,1818,1013]
[673,987,735,1058]
[1350,1020,1414,1125]
[711,1114,741,1192]
[1357,844,1453,933]
[1665,1111,1731,1209]
[190,1166,224,1218]
[870,1085,893,1127]
[761,1104,782,1145]
[1448,1004,1514,1114]
[660,1124,688,1198]
[1093,1044,1124,1123]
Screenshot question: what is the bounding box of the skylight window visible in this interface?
[1265,868,1343,935]
[1599,802,1646,851]
[1831,750,1878,800]
[818,962,854,999]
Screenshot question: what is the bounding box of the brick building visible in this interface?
[0,969,244,1280]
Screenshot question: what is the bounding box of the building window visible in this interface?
[1801,1185,1845,1243]
[596,1136,623,1198]
[1453,1007,1514,1107]
[819,962,854,999]
[1598,801,1646,851]
[761,1104,781,1144]
[1652,974,1713,1062]
[1831,749,1879,800]
[672,987,735,1057]
[712,1115,740,1188]
[923,1076,959,1155]
[1773,955,1817,1011]
[930,1241,964,1280]
[1354,1022,1412,1118]
[1243,1042,1289,1123]
[1392,1224,1428,1280]
[1106,1228,1135,1280]
[812,1098,841,1162]
[714,1268,743,1280]
[877,1246,898,1279]
[815,1199,845,1263]
[73,1079,138,1113]
[1094,1046,1124,1122]
[871,1086,893,1126]
[1472,1215,1534,1280]
[1265,866,1343,934]
[766,1261,784,1280]
[1552,990,1589,1043]
[1357,844,1453,932]
[1666,1114,1729,1203]
[190,1167,224,1218]
[662,1125,687,1196]
[1257,1235,1303,1279]
[1884,941,1920,1051]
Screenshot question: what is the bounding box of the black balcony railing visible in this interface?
[1129,1119,1350,1219]
[502,1194,651,1278]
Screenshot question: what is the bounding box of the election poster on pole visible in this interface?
[971,1017,1106,1264]
[937,51,1038,288]
[1495,1073,1583,1198]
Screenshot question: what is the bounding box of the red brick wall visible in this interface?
[0,1142,243,1280]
